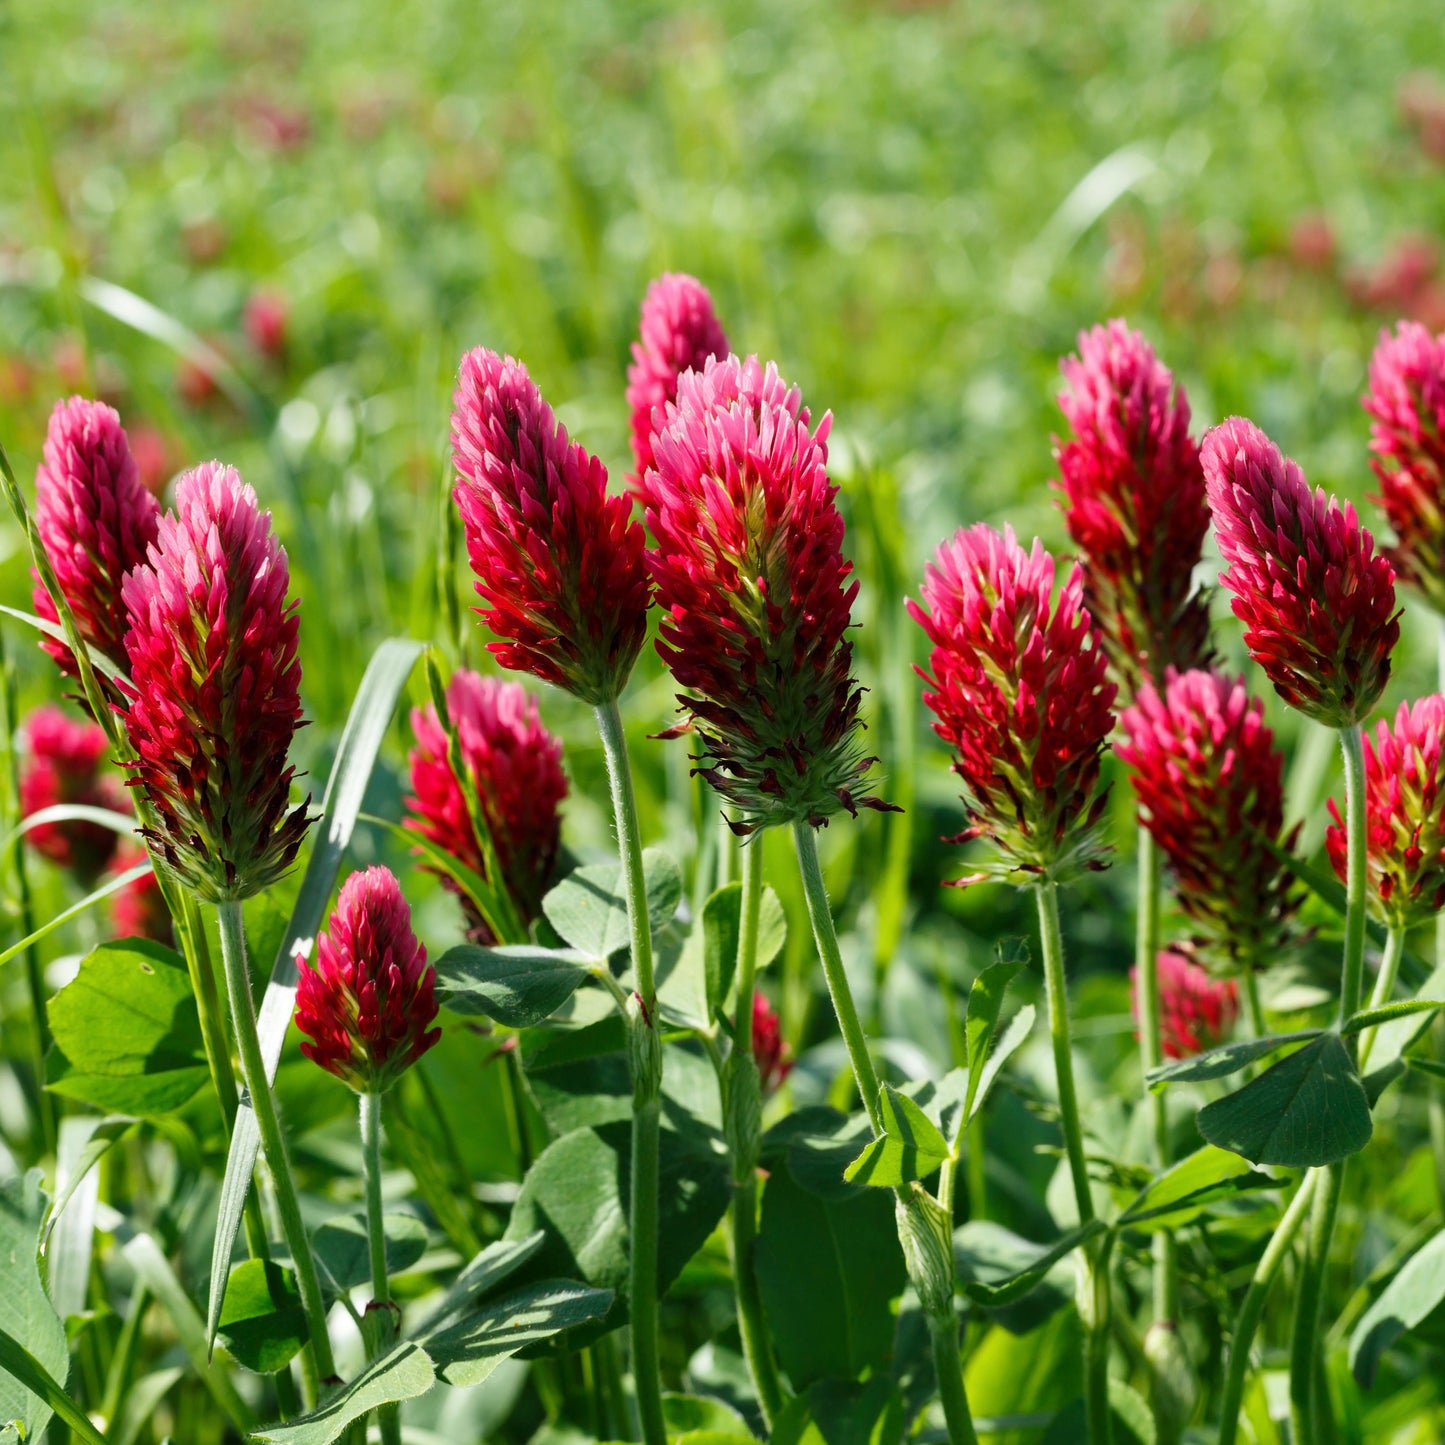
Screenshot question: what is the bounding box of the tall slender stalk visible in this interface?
[216,901,336,1392]
[594,700,665,1445]
[1035,881,1110,1445]
[362,1089,401,1445]
[1288,724,1366,1443]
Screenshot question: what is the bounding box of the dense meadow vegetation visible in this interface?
[3,1,1445,1442]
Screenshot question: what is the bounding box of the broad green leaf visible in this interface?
[541,848,682,962]
[762,1106,875,1202]
[313,1213,430,1298]
[1118,1145,1279,1230]
[207,636,422,1351]
[0,1323,107,1445]
[0,862,152,973]
[844,1083,951,1187]
[216,1260,307,1374]
[424,1233,548,1325]
[1146,1030,1322,1090]
[754,1160,907,1388]
[1342,999,1445,1035]
[249,1343,436,1445]
[46,939,207,1114]
[955,1218,1104,1306]
[951,1221,1074,1334]
[963,955,1026,1127]
[968,1003,1036,1126]
[0,1173,69,1443]
[1197,1034,1372,1167]
[771,1377,905,1445]
[701,880,788,1014]
[662,1393,752,1437]
[1349,1228,1445,1387]
[435,944,591,1026]
[964,1309,1082,1426]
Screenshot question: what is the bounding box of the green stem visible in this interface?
[1358,928,1406,1069]
[1241,969,1266,1041]
[362,1089,401,1445]
[594,700,665,1445]
[1035,881,1110,1445]
[731,1175,784,1428]
[929,1310,981,1445]
[1215,1172,1317,1445]
[216,900,336,1387]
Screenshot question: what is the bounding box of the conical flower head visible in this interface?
[1055,320,1212,691]
[1201,417,1398,727]
[32,396,161,677]
[1118,668,1299,965]
[406,669,568,942]
[644,354,880,831]
[118,462,310,902]
[452,348,650,704]
[626,273,729,498]
[295,866,440,1092]
[1131,949,1239,1059]
[19,704,128,881]
[1363,322,1445,613]
[1326,694,1445,928]
[751,991,792,1095]
[908,524,1116,884]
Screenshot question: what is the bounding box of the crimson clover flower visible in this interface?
[643,354,885,831]
[1117,668,1299,966]
[909,524,1116,884]
[452,348,650,704]
[1201,416,1399,727]
[1363,321,1445,614]
[1131,948,1239,1059]
[295,866,440,1093]
[627,272,729,500]
[750,991,792,1095]
[1055,320,1212,691]
[108,843,173,944]
[118,462,310,901]
[406,669,568,942]
[32,396,161,677]
[1326,694,1445,928]
[19,704,128,881]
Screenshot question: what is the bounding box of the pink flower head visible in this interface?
[751,991,792,1095]
[1131,949,1239,1059]
[644,355,883,831]
[909,525,1116,883]
[118,462,310,901]
[32,397,162,677]
[626,273,729,497]
[1118,668,1299,964]
[1202,417,1398,727]
[406,670,568,942]
[109,842,173,944]
[1326,694,1445,928]
[295,866,440,1093]
[19,705,128,880]
[452,348,650,703]
[1363,322,1445,614]
[1055,320,1211,690]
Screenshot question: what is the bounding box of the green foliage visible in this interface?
[542,848,682,964]
[844,1084,950,1187]
[0,1173,69,1442]
[435,944,592,1026]
[1349,1228,1445,1388]
[216,1260,308,1374]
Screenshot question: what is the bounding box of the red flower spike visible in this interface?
[109,842,174,945]
[1118,668,1299,965]
[1363,322,1445,614]
[643,354,877,830]
[406,669,568,942]
[19,704,128,881]
[295,866,440,1093]
[1131,949,1239,1059]
[751,991,792,1095]
[626,273,729,500]
[32,396,162,677]
[1201,417,1399,727]
[451,348,650,704]
[1326,694,1445,929]
[118,462,310,902]
[1055,320,1212,691]
[909,524,1116,883]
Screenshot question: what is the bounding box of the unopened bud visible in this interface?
[896,1187,954,1320]
[626,991,662,1107]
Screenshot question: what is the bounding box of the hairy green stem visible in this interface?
[216,901,336,1390]
[362,1089,401,1445]
[1359,928,1406,1069]
[595,700,665,1445]
[929,1310,981,1445]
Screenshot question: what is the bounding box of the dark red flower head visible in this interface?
[1326,694,1445,928]
[451,347,650,704]
[1055,320,1211,691]
[295,866,440,1093]
[406,669,568,942]
[32,396,161,678]
[908,524,1116,884]
[1131,949,1239,1059]
[19,704,128,881]
[1118,668,1299,965]
[1363,322,1445,614]
[626,273,729,498]
[108,842,174,945]
[118,462,310,902]
[1201,417,1399,727]
[750,992,792,1095]
[644,354,881,831]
